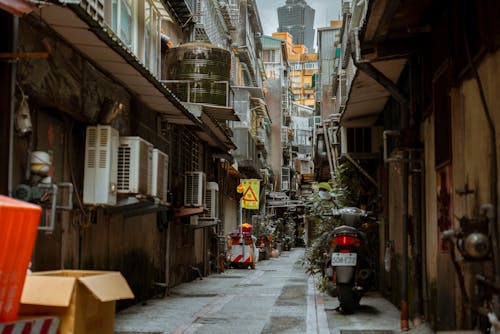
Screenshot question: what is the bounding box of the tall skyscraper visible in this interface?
[277,0,315,52]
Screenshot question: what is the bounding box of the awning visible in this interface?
[190,218,221,229]
[0,0,39,16]
[197,110,237,150]
[250,97,271,121]
[221,161,243,178]
[179,102,236,150]
[103,196,171,217]
[197,103,240,122]
[232,86,265,99]
[266,202,306,209]
[36,4,199,126]
[237,159,262,179]
[162,0,194,27]
[342,58,407,127]
[175,207,206,218]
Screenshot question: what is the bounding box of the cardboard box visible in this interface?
[19,270,134,334]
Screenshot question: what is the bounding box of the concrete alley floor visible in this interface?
[114,248,435,334]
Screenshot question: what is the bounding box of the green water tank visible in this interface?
[165,42,231,106]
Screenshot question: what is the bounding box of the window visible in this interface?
[263,49,277,63]
[144,0,159,74]
[304,62,318,70]
[292,63,302,70]
[347,128,372,153]
[145,1,151,66]
[108,0,134,47]
[294,129,310,146]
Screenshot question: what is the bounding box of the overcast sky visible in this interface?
[255,0,343,48]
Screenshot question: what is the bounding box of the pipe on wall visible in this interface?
[322,119,336,180]
[461,3,500,315]
[400,105,410,332]
[409,54,424,325]
[352,51,411,331]
[7,16,18,196]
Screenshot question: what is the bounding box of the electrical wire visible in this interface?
[65,118,90,228]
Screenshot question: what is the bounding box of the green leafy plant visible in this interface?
[302,159,378,291]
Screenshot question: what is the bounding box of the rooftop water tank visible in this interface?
[164,42,231,106]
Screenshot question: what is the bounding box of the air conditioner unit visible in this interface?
[151,149,169,202]
[83,125,119,206]
[203,182,219,218]
[117,136,153,195]
[184,171,206,207]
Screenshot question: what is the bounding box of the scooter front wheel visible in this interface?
[337,283,356,314]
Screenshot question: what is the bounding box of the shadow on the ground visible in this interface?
[355,304,381,314]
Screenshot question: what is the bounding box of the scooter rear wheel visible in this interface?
[338,283,356,314]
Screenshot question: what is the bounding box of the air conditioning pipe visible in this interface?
[7,16,18,196]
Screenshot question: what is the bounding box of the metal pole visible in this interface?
[8,16,18,197]
[240,191,244,261]
[401,105,410,332]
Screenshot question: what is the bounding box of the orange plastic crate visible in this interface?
[0,196,41,322]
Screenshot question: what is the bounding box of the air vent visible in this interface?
[184,172,206,207]
[117,137,153,195]
[83,125,119,206]
[151,149,168,202]
[203,182,219,218]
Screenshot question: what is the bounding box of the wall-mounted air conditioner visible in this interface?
[151,149,168,202]
[184,171,206,207]
[117,136,153,195]
[203,182,219,219]
[83,125,119,206]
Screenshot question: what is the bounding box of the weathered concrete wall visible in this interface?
[421,113,457,329]
[386,161,403,305]
[224,197,238,234]
[264,78,283,189]
[168,221,198,286]
[14,16,209,303]
[440,48,500,327]
[79,212,163,303]
[418,49,500,328]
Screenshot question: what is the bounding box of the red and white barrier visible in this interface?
[0,317,59,334]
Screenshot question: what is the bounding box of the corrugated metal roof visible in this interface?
[261,36,283,49]
[37,4,199,126]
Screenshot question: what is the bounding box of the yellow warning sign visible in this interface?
[241,179,260,210]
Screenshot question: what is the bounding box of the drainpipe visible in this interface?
[322,119,336,180]
[409,55,424,325]
[400,108,410,332]
[8,16,18,197]
[382,126,409,326]
[351,31,411,330]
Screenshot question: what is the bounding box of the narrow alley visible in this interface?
[114,248,434,334]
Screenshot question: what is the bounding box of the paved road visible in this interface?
[114,248,434,334]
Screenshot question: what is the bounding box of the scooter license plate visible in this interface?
[332,252,357,266]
